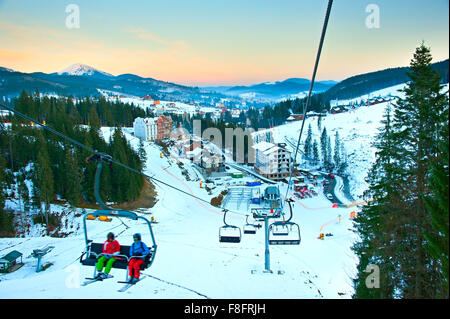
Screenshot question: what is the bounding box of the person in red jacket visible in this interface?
[127,233,150,283]
[95,232,120,279]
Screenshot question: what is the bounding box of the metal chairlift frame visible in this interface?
[252,207,282,220]
[31,245,55,272]
[79,153,157,281]
[219,209,242,243]
[268,199,301,245]
[243,215,257,235]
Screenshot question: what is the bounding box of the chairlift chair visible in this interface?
[269,221,301,245]
[268,198,301,245]
[243,215,257,235]
[219,225,242,243]
[79,153,157,282]
[219,209,242,243]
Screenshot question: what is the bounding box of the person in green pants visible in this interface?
[96,232,121,279]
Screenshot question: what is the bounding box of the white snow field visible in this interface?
[0,127,360,299]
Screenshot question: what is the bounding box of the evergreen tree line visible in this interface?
[303,122,349,175]
[0,91,146,229]
[243,94,331,130]
[352,44,449,298]
[0,152,14,235]
[10,90,147,129]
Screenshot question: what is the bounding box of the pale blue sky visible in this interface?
[0,0,448,86]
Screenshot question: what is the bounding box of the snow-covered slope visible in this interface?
[270,84,408,199]
[330,83,407,107]
[0,127,360,299]
[273,103,387,200]
[270,83,449,200]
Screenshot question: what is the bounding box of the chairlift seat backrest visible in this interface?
[272,225,289,236]
[219,225,241,243]
[269,222,301,245]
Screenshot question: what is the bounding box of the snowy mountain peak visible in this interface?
[57,63,113,77]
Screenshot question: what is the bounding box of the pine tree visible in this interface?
[334,131,341,171]
[390,43,448,298]
[312,140,319,166]
[317,113,323,131]
[320,127,328,165]
[338,143,348,176]
[423,112,449,297]
[303,123,313,160]
[0,153,14,235]
[138,139,147,170]
[353,43,449,299]
[63,148,82,206]
[88,106,101,129]
[325,136,333,172]
[353,96,399,298]
[35,131,54,224]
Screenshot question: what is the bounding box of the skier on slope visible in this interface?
[127,233,150,283]
[95,232,121,279]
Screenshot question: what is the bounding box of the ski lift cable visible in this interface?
[284,0,333,200]
[0,103,246,217]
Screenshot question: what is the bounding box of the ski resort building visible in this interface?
[286,114,303,122]
[156,115,173,140]
[253,141,292,180]
[199,153,226,172]
[0,250,23,273]
[133,117,157,141]
[133,115,173,141]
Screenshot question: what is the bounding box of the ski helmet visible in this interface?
[107,232,115,240]
[133,233,141,240]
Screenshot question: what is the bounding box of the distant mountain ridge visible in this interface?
[204,78,338,100]
[0,64,209,101]
[1,60,448,105]
[322,59,449,101]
